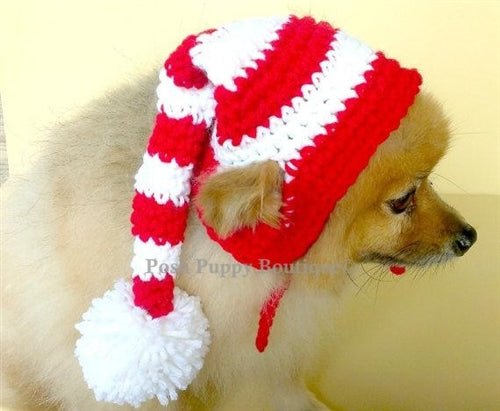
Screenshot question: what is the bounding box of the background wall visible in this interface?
[1,1,499,411]
[0,0,499,194]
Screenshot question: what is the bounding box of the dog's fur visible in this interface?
[1,70,474,410]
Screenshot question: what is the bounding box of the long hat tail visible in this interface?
[75,33,215,407]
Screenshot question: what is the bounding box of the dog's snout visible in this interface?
[452,225,477,256]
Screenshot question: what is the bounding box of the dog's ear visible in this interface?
[195,160,283,238]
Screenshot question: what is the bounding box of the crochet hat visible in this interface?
[75,15,422,407]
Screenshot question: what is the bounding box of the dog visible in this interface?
[1,16,476,411]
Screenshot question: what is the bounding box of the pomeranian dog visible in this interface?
[1,16,477,411]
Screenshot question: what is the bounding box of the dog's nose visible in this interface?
[452,225,477,256]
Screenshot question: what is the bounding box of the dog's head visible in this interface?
[328,92,477,266]
[196,92,476,270]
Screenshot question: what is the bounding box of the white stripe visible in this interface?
[131,238,182,281]
[190,16,289,92]
[211,31,378,176]
[134,153,193,206]
[156,68,215,125]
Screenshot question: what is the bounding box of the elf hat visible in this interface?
[75,15,422,407]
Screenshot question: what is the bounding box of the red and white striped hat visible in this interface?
[75,15,422,407]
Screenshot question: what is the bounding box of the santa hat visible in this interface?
[75,15,421,407]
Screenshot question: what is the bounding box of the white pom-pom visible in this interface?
[75,279,210,407]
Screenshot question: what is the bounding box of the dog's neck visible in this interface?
[179,209,351,351]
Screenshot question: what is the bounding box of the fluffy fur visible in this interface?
[196,160,283,238]
[1,70,475,410]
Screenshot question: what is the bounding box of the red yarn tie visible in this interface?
[255,276,292,352]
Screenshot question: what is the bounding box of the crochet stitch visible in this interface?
[75,15,422,407]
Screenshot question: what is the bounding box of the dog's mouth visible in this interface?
[361,245,457,275]
[363,252,409,266]
[362,253,408,275]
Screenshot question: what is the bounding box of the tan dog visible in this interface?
[1,67,476,410]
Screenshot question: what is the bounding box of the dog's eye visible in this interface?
[389,189,416,214]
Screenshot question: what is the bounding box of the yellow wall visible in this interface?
[1,0,499,195]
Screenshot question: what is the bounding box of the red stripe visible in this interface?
[147,113,208,167]
[215,16,336,145]
[164,34,208,89]
[133,275,174,318]
[131,192,189,246]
